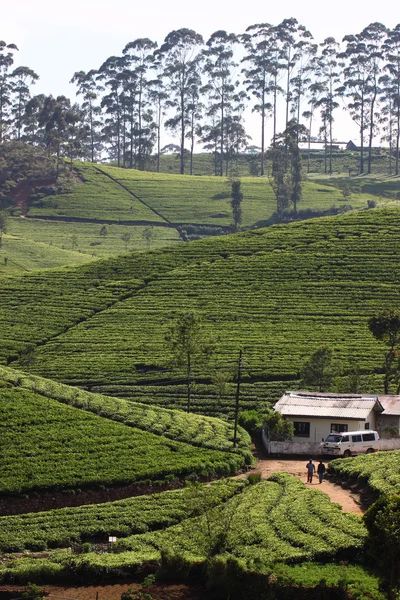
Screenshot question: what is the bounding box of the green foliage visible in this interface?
[165,312,214,412]
[247,472,262,485]
[0,366,252,458]
[0,141,61,197]
[328,450,400,495]
[0,386,246,496]
[230,179,243,231]
[368,310,400,393]
[21,583,45,600]
[364,494,400,594]
[300,345,341,392]
[2,207,400,415]
[263,409,294,441]
[238,410,263,435]
[0,479,245,552]
[0,474,366,585]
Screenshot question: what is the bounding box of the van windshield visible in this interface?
[326,434,342,443]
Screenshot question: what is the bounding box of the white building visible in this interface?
[274,391,384,443]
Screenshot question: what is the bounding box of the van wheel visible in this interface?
[366,448,374,454]
[343,450,352,458]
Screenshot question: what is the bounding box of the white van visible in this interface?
[322,430,380,457]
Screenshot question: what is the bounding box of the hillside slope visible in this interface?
[0,206,400,414]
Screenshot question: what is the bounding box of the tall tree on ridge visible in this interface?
[314,38,343,174]
[11,66,39,141]
[383,24,400,175]
[97,55,126,167]
[202,30,241,176]
[148,58,169,173]
[157,28,204,174]
[0,40,18,143]
[122,38,157,169]
[339,23,387,174]
[241,23,274,175]
[71,69,103,162]
[274,18,314,128]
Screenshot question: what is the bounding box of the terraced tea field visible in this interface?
[0,473,366,584]
[0,479,245,552]
[0,386,245,497]
[0,206,399,414]
[328,450,400,496]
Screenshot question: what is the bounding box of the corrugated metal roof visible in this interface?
[274,391,383,420]
[378,395,400,416]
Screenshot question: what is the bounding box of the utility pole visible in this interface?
[233,349,243,448]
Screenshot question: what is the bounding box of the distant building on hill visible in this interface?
[346,140,359,151]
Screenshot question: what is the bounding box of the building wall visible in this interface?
[287,409,376,443]
[376,414,400,437]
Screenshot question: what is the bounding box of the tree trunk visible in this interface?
[367,88,377,175]
[273,74,277,147]
[157,103,161,173]
[186,353,191,413]
[220,96,224,177]
[396,100,400,176]
[360,93,365,174]
[180,84,185,175]
[261,80,265,176]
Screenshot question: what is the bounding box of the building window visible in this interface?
[364,423,370,430]
[293,422,310,438]
[331,424,348,433]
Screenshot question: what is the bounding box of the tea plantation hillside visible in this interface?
[0,158,390,273]
[0,473,368,586]
[1,206,400,415]
[26,162,376,230]
[0,383,249,498]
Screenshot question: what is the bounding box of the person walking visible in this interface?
[317,460,326,484]
[306,459,315,483]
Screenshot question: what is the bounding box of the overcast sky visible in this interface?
[3,0,399,149]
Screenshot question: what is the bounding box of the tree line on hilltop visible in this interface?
[1,20,400,177]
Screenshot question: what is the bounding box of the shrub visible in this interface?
[238,410,263,436]
[247,472,262,485]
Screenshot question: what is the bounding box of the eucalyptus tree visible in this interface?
[11,66,39,141]
[378,73,395,174]
[339,23,387,174]
[148,71,168,172]
[96,55,126,166]
[157,28,204,174]
[241,23,274,175]
[363,23,388,174]
[202,30,242,176]
[302,79,324,172]
[269,119,306,218]
[38,95,83,176]
[273,18,315,128]
[186,71,203,174]
[0,41,18,142]
[313,38,343,174]
[70,69,103,162]
[122,38,157,169]
[23,94,47,145]
[383,25,400,175]
[199,117,220,175]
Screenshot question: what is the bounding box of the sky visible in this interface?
[3,0,399,150]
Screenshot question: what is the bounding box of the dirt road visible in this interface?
[238,458,364,514]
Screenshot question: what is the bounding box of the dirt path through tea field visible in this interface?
[238,458,364,514]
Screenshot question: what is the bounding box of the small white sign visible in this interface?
[108,536,117,543]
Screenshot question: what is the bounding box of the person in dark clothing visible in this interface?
[317,460,326,484]
[306,459,315,483]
